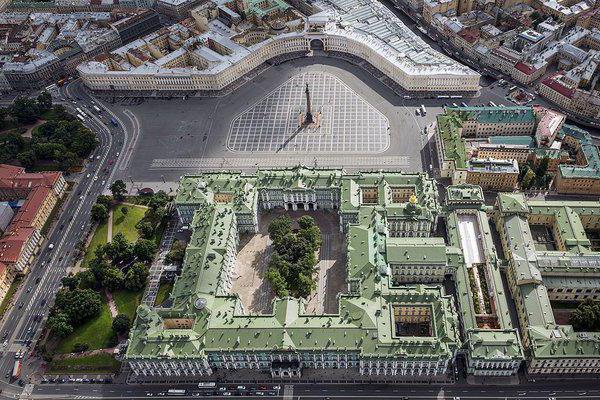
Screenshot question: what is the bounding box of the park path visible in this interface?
[107,209,114,243]
[105,291,118,318]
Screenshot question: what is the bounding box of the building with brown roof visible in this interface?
[0,164,67,276]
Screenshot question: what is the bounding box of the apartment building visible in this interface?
[0,164,66,275]
[434,106,598,191]
[465,158,519,192]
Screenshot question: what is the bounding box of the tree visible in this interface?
[124,262,149,292]
[570,300,600,332]
[103,233,133,264]
[102,267,124,291]
[54,288,102,326]
[297,215,316,230]
[121,206,129,216]
[147,191,169,211]
[17,150,36,169]
[521,168,536,189]
[75,270,97,289]
[265,268,288,297]
[110,180,127,201]
[91,204,109,223]
[298,225,322,250]
[137,221,154,239]
[536,156,550,178]
[36,91,53,113]
[11,97,39,124]
[96,195,113,209]
[61,274,79,291]
[268,215,292,242]
[47,312,73,338]
[165,240,186,265]
[112,314,131,335]
[133,239,157,263]
[89,255,111,281]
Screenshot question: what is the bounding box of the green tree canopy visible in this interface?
[11,97,39,124]
[110,180,127,201]
[54,288,102,327]
[47,312,73,338]
[36,91,52,112]
[91,203,109,223]
[133,239,157,263]
[124,262,149,292]
[96,195,113,210]
[112,314,131,335]
[102,267,124,292]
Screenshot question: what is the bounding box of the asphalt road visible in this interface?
[0,79,129,399]
[24,380,600,399]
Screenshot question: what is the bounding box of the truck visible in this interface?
[12,360,21,380]
[110,117,118,127]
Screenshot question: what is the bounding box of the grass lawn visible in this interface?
[154,283,173,307]
[0,277,21,318]
[81,222,109,268]
[112,290,143,320]
[56,295,115,354]
[112,205,146,243]
[48,352,121,374]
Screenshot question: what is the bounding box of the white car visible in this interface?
[86,173,91,178]
[93,176,98,181]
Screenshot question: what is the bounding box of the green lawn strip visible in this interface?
[112,290,142,320]
[48,352,121,374]
[81,222,109,268]
[112,205,146,243]
[0,277,22,318]
[56,296,115,354]
[154,283,173,307]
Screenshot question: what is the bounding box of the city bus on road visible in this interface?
[12,360,21,380]
[76,114,86,122]
[198,382,216,388]
[92,105,102,114]
[167,389,186,396]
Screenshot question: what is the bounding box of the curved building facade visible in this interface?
[77,0,480,95]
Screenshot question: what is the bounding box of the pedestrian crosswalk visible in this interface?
[150,155,412,171]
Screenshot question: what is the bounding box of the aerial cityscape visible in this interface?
[0,0,598,396]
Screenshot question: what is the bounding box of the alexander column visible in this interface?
[304,83,314,124]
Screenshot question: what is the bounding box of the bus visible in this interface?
[437,95,449,99]
[110,117,118,127]
[450,95,463,99]
[420,104,427,116]
[75,107,84,115]
[77,114,86,122]
[92,105,102,114]
[12,360,21,380]
[44,84,57,92]
[488,101,497,107]
[57,78,67,87]
[198,382,216,388]
[167,389,187,396]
